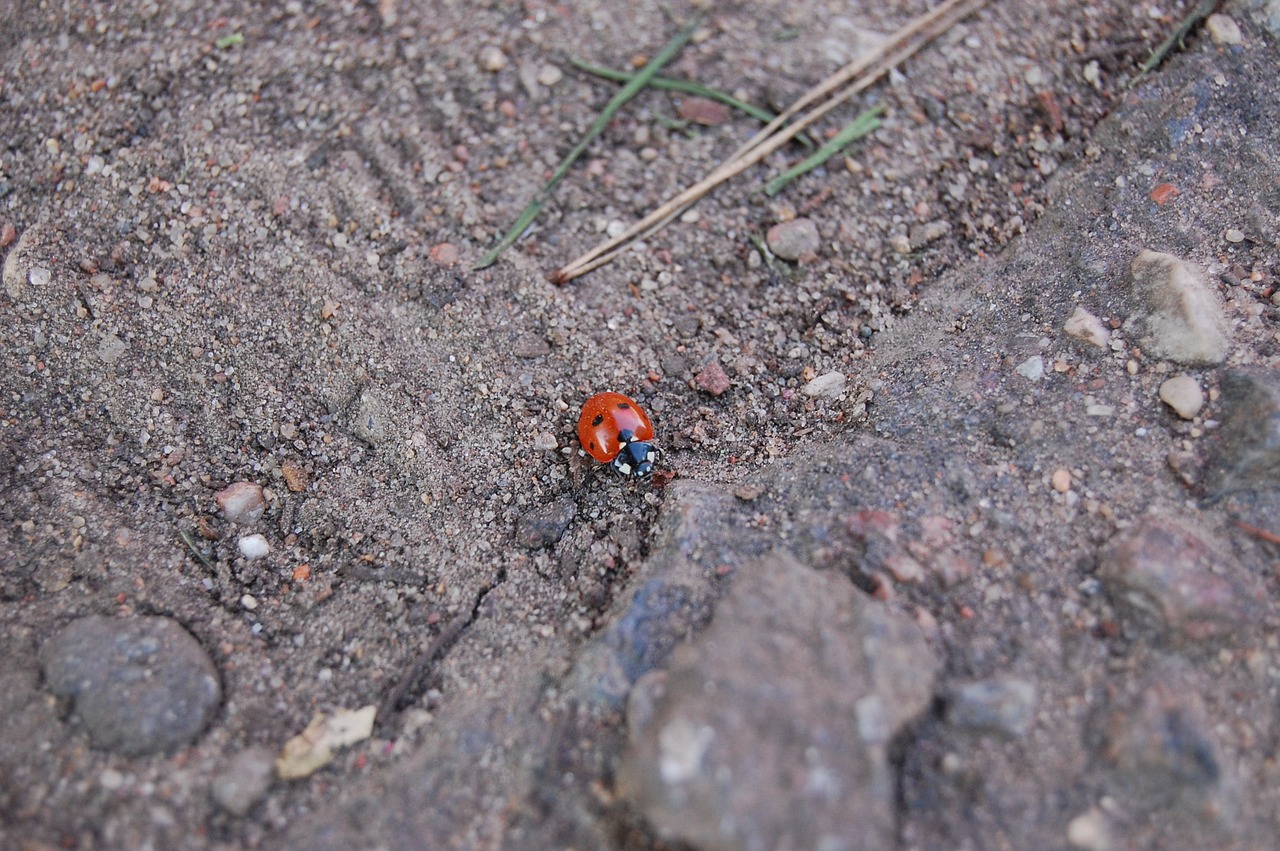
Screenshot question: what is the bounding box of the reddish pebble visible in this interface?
[1149,183,1180,205]
[0,222,15,249]
[1035,90,1064,131]
[272,196,290,216]
[292,563,312,581]
[429,242,460,265]
[694,360,731,396]
[677,96,732,126]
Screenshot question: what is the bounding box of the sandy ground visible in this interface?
[2,1,1279,848]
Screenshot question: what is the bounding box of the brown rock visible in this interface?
[1098,517,1259,645]
[766,218,820,261]
[676,96,732,126]
[693,360,730,396]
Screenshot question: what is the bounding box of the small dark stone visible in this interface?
[1089,679,1221,806]
[40,615,221,756]
[512,332,551,359]
[1203,368,1280,495]
[514,497,575,549]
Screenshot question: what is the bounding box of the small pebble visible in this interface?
[1205,13,1243,45]
[536,64,563,87]
[29,266,51,287]
[1015,355,1045,381]
[238,535,270,560]
[694,361,731,396]
[908,220,950,250]
[100,768,126,791]
[1159,375,1204,419]
[888,233,912,255]
[677,97,732,126]
[1224,228,1245,244]
[1067,808,1112,851]
[429,242,459,265]
[1051,469,1072,493]
[211,747,276,816]
[532,431,558,451]
[478,45,506,72]
[515,497,575,549]
[240,593,259,610]
[802,371,846,398]
[1064,306,1110,347]
[216,481,266,524]
[97,333,127,364]
[766,218,820,261]
[0,222,16,248]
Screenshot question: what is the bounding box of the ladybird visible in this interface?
[577,392,657,478]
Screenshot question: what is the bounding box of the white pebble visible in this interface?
[802,371,847,398]
[536,64,563,87]
[1064,306,1110,348]
[478,45,506,72]
[238,535,270,560]
[1224,228,1245,243]
[240,593,259,610]
[1159,375,1204,419]
[1205,13,1242,45]
[29,267,51,287]
[1015,356,1045,381]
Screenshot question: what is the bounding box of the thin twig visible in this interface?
[179,529,216,572]
[1235,519,1280,546]
[553,0,989,283]
[377,610,471,724]
[568,58,794,134]
[472,12,704,270]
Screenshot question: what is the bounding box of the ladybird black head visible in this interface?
[612,440,656,479]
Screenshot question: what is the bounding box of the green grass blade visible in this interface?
[763,105,884,197]
[568,58,780,129]
[1131,0,1220,85]
[473,13,704,270]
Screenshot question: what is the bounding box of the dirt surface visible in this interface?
[2,0,1279,848]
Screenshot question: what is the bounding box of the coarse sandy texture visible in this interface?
[1,1,1278,849]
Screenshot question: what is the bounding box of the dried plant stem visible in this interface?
[472,12,704,270]
[553,0,990,283]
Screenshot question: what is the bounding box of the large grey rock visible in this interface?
[617,551,939,851]
[40,615,221,755]
[1203,369,1280,495]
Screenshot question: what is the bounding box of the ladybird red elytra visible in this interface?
[577,391,658,478]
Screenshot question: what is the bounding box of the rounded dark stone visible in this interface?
[514,497,576,549]
[40,615,221,756]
